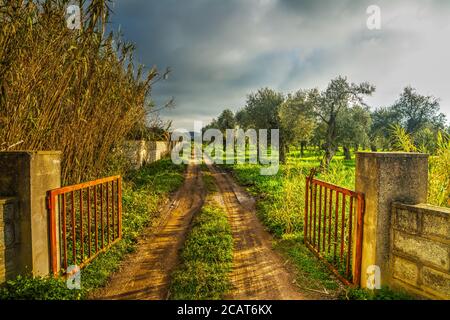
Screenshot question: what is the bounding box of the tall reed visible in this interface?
[0,0,157,184]
[428,132,450,207]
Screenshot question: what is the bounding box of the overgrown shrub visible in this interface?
[0,275,82,300]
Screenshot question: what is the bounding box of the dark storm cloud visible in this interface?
[110,0,450,129]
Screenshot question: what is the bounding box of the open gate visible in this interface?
[304,176,364,286]
[47,176,122,276]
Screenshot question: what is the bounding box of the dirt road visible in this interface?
[206,163,305,300]
[94,158,307,300]
[92,162,205,300]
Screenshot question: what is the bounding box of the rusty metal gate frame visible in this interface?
[47,176,122,276]
[304,176,364,286]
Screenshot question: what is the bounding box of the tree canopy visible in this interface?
[204,78,448,168]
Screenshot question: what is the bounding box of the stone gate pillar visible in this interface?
[0,151,61,281]
[355,152,428,288]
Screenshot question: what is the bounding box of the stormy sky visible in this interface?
[109,0,450,130]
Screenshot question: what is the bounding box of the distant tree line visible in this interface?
[204,76,449,168]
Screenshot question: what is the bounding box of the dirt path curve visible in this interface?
[206,163,306,300]
[92,161,205,300]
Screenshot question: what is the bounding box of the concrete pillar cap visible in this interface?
[356,152,428,158]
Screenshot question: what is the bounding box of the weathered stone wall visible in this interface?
[0,197,19,283]
[123,140,172,169]
[147,141,171,164]
[390,203,450,299]
[0,151,61,283]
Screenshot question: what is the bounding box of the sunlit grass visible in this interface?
[169,203,233,300]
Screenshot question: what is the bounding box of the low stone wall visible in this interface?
[0,197,19,283]
[390,202,450,299]
[123,140,172,169]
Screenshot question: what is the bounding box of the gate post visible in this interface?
[355,152,428,288]
[0,151,61,281]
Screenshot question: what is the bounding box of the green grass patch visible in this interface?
[201,165,218,193]
[274,233,340,295]
[340,286,415,300]
[0,158,186,300]
[0,276,81,300]
[169,202,233,300]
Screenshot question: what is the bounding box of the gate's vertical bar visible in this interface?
[346,196,354,278]
[322,186,328,252]
[106,182,110,245]
[62,193,67,270]
[304,177,309,243]
[94,185,98,252]
[309,179,313,243]
[71,191,76,265]
[118,177,122,239]
[340,194,346,261]
[47,192,58,276]
[334,191,339,262]
[353,193,365,286]
[100,183,104,248]
[313,183,317,246]
[87,187,91,258]
[112,180,115,240]
[328,189,333,254]
[79,189,84,261]
[317,185,322,251]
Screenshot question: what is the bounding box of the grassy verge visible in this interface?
[169,170,233,300]
[0,158,186,300]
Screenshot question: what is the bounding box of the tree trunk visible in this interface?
[279,141,286,164]
[343,146,351,160]
[300,141,306,158]
[323,147,336,169]
[322,115,338,169]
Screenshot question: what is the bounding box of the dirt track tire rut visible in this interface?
[206,163,305,300]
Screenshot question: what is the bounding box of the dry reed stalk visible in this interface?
[0,1,158,185]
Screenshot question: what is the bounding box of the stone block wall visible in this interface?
[390,203,450,299]
[0,197,19,283]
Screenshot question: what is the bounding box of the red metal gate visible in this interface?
[304,176,364,286]
[47,176,122,276]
